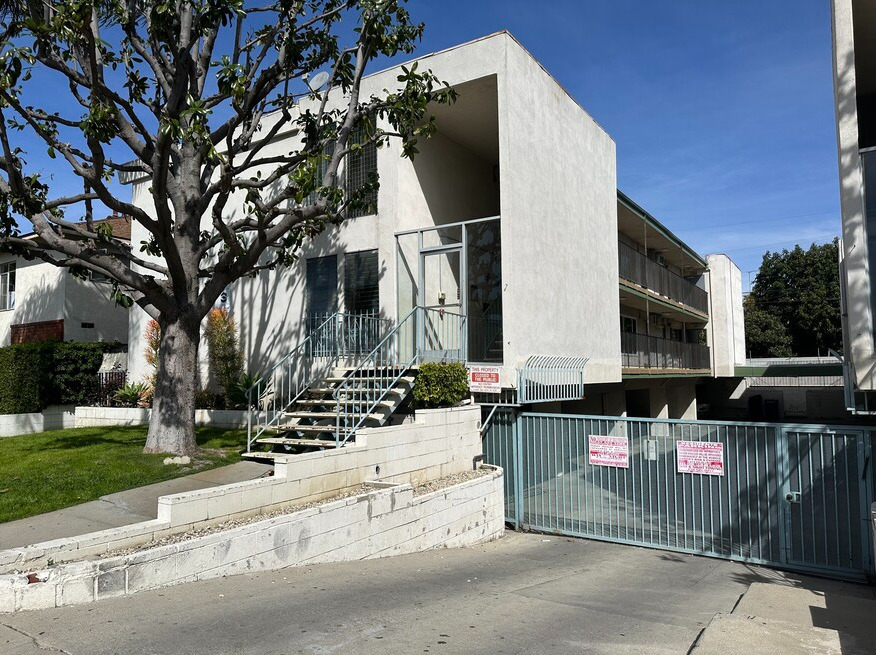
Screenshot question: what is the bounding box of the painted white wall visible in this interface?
[0,255,65,346]
[705,254,746,377]
[832,0,876,391]
[0,254,129,347]
[64,276,129,344]
[124,34,619,390]
[499,36,620,384]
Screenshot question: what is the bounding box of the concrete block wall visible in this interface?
[0,468,504,613]
[0,405,483,573]
[157,405,482,527]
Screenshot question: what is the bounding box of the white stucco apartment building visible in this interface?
[830,0,876,413]
[0,216,131,347]
[125,32,745,420]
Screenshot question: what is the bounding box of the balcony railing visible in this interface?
[621,331,710,371]
[618,241,708,314]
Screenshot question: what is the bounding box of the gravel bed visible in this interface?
[99,467,493,559]
[412,467,492,496]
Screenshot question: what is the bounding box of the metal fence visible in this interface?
[90,370,127,406]
[483,412,874,580]
[621,332,710,370]
[618,241,708,314]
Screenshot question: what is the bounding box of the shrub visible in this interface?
[0,343,54,414]
[144,319,161,386]
[411,362,469,409]
[225,371,261,409]
[204,308,244,397]
[114,382,151,408]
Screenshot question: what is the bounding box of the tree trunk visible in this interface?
[144,314,200,455]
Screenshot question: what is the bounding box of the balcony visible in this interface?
[621,332,710,372]
[618,241,708,315]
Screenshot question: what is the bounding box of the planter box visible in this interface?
[0,467,504,612]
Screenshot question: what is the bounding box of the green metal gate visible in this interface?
[483,412,874,580]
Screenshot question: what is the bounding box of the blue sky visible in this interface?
[408,0,839,289]
[10,1,837,291]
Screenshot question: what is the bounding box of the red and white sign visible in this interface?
[588,435,629,469]
[468,365,501,393]
[676,440,724,476]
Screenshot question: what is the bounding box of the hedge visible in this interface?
[0,343,54,414]
[0,341,124,414]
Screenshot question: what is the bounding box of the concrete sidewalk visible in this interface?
[692,576,876,654]
[0,461,272,550]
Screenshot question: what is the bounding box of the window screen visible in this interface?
[344,250,379,314]
[345,121,378,218]
[306,255,337,316]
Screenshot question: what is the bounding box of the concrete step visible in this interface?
[255,437,340,448]
[285,411,382,421]
[240,451,292,461]
[307,387,406,396]
[294,399,395,408]
[323,375,415,385]
[256,424,352,435]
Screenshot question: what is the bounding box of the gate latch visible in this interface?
[785,492,802,504]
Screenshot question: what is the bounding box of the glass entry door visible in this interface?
[419,248,466,361]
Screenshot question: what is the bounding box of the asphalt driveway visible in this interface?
[1,531,811,654]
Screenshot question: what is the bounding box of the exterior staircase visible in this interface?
[244,367,416,457]
[244,307,465,458]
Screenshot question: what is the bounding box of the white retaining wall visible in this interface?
[73,406,248,429]
[0,406,248,437]
[0,406,75,437]
[0,468,503,612]
[0,405,483,574]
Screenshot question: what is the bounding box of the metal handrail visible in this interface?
[246,311,393,452]
[620,331,710,370]
[618,241,708,314]
[333,307,421,446]
[332,305,468,446]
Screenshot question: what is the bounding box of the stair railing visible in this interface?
[333,306,467,446]
[246,311,393,452]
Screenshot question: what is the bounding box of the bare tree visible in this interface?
[0,0,454,454]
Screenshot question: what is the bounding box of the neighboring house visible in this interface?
[125,32,745,418]
[830,0,876,414]
[0,215,132,347]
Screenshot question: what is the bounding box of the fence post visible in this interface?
[775,425,791,567]
[514,411,524,529]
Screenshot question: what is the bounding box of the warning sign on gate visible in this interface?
[588,435,629,469]
[676,440,724,476]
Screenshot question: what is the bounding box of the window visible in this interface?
[345,120,378,218]
[306,255,338,317]
[0,262,14,311]
[344,250,379,315]
[620,316,637,334]
[300,120,378,218]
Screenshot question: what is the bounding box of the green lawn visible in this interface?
[0,425,246,523]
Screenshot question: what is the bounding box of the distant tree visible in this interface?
[0,0,455,455]
[743,295,793,358]
[745,240,841,357]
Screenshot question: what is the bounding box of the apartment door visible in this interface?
[419,247,466,361]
